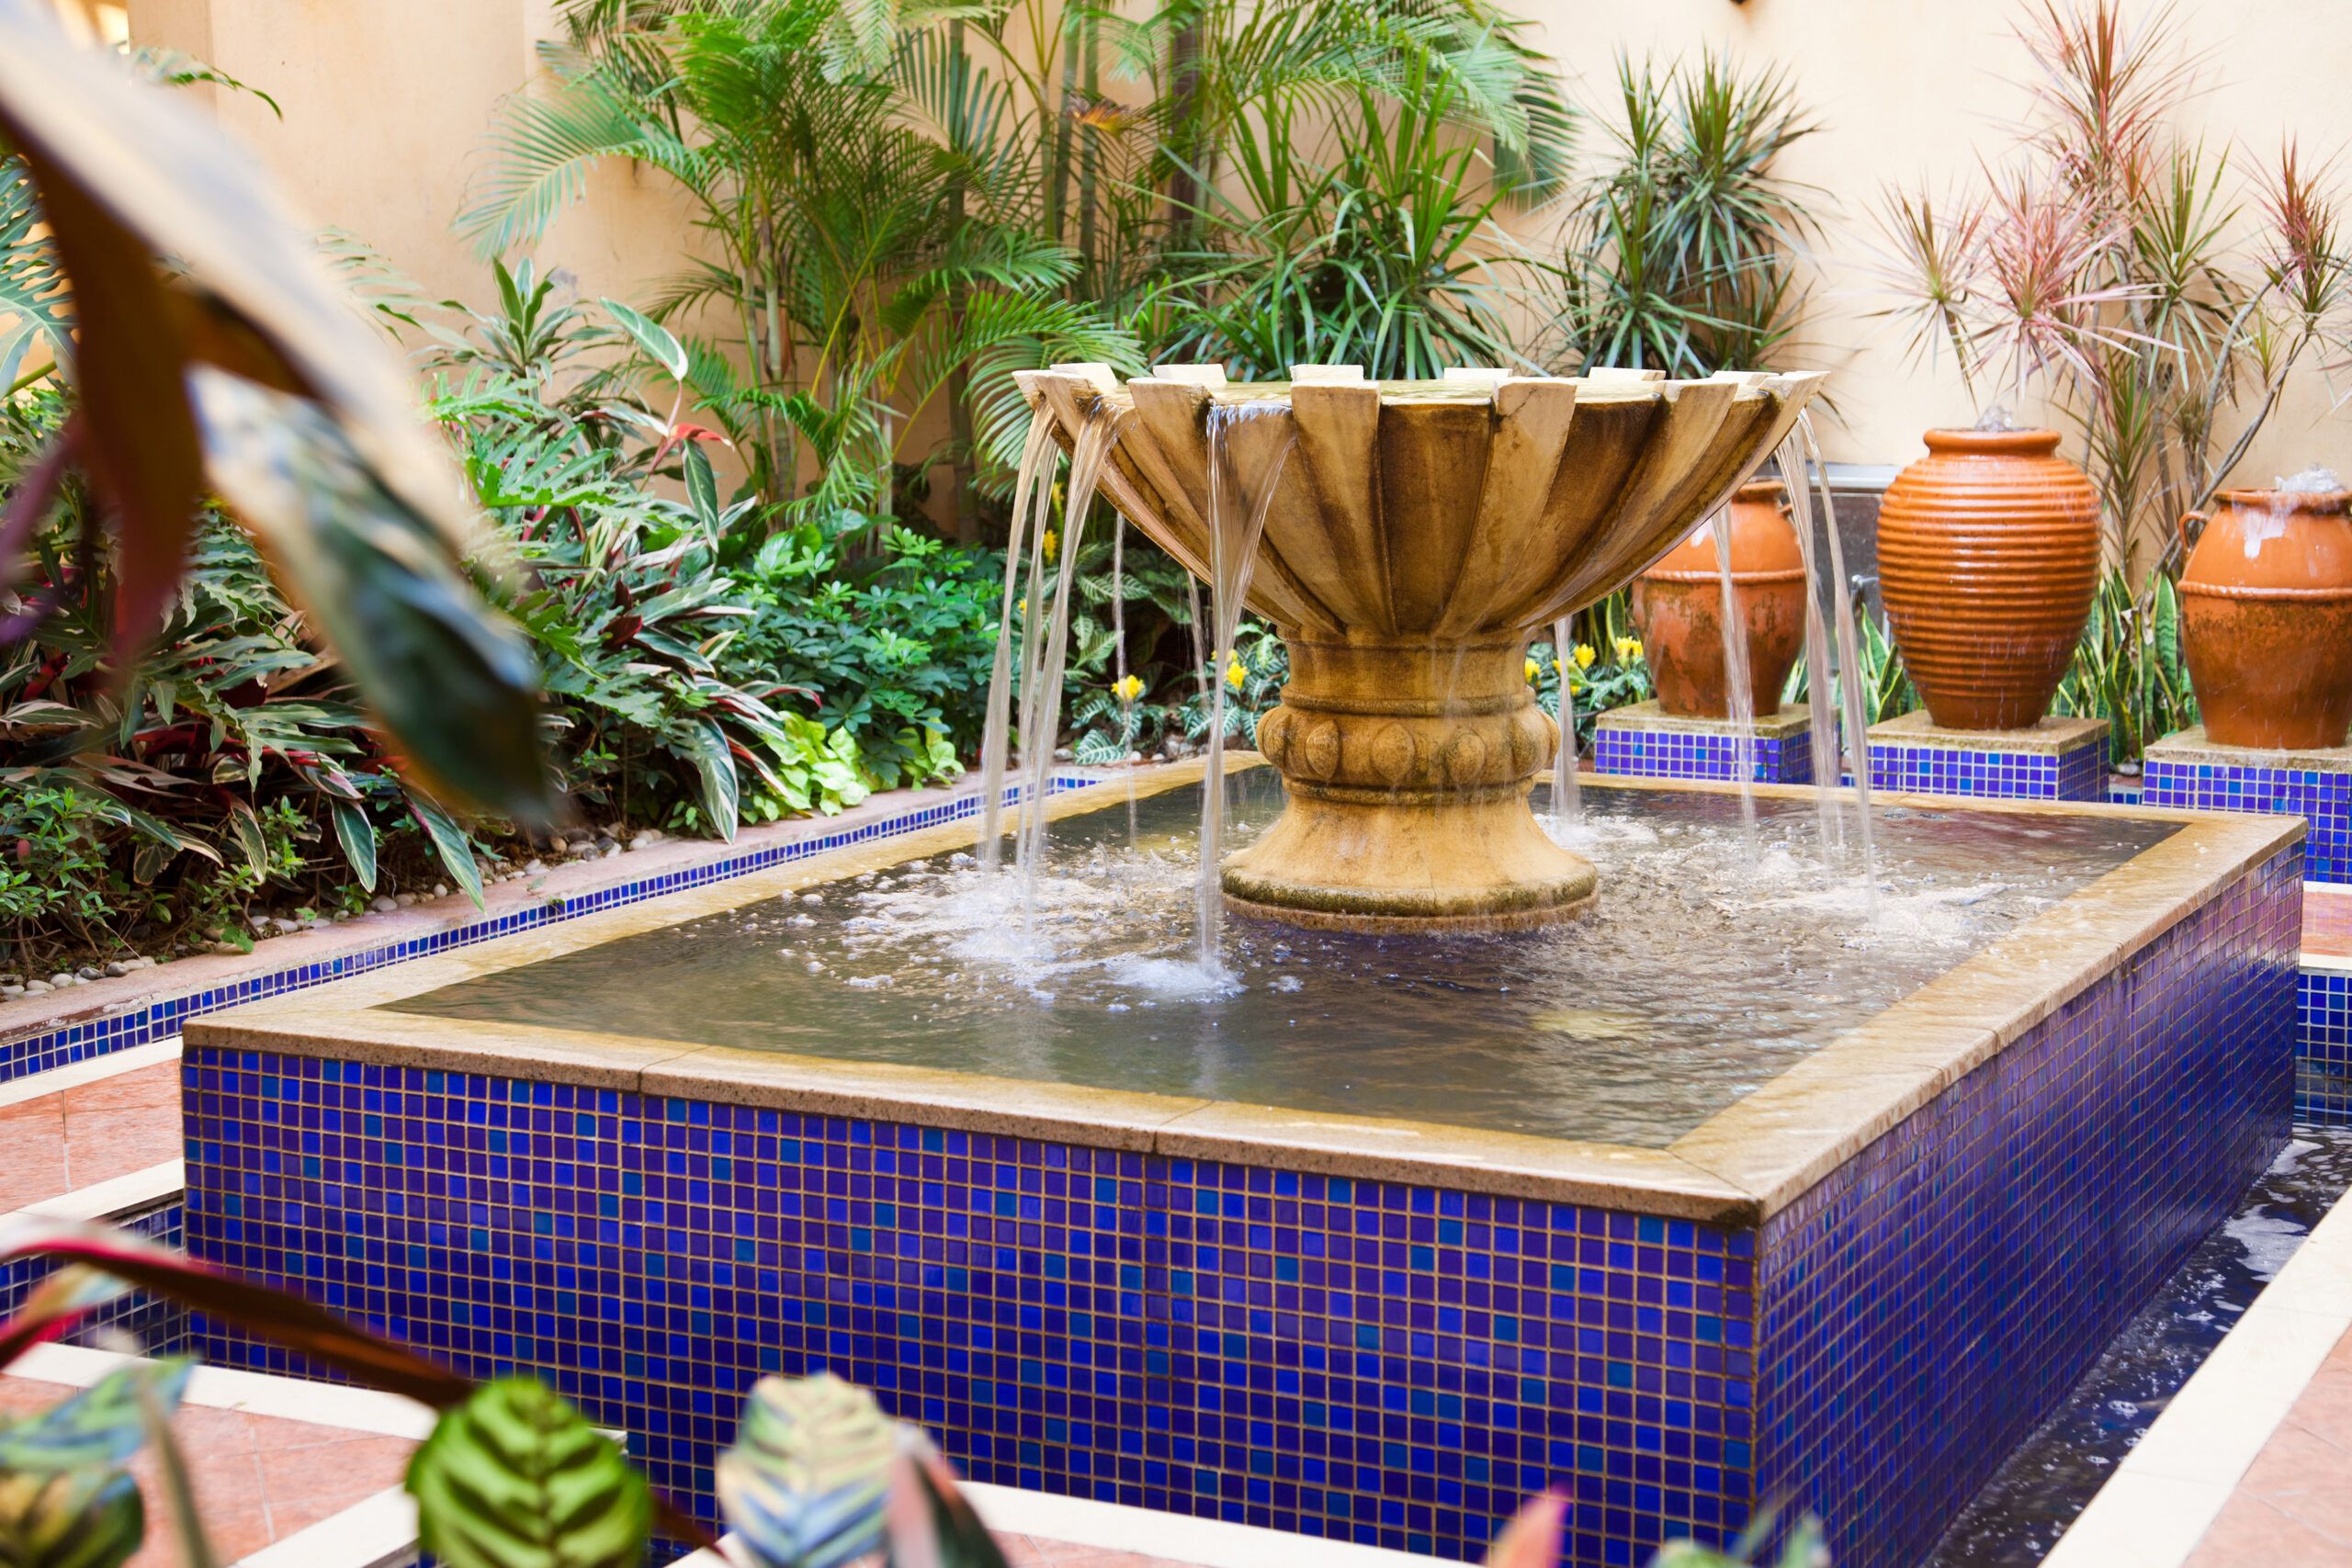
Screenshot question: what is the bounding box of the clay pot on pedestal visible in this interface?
[1630,479,1807,717]
[1875,428,2100,730]
[2179,488,2352,750]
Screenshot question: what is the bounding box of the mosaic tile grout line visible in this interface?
[0,778,1098,1086]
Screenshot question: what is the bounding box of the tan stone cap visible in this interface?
[1594,699,1814,740]
[2146,725,2352,773]
[184,765,2300,1232]
[1868,709,2111,754]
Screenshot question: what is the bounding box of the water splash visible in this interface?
[976,415,1061,871]
[2245,468,2343,561]
[1196,400,1297,968]
[1709,506,1758,840]
[2274,465,2343,492]
[1550,615,1582,828]
[1973,403,2025,434]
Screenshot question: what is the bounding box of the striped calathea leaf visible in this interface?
[405,1378,650,1568]
[718,1372,898,1568]
[0,1358,197,1568]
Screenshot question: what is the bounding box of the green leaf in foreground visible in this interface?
[408,793,484,908]
[0,1359,194,1476]
[718,1372,895,1568]
[0,1463,143,1568]
[405,1379,650,1568]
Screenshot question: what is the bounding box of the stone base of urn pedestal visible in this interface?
[1230,640,1592,931]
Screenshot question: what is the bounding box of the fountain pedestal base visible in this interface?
[1231,639,1593,931]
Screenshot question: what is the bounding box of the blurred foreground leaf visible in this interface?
[719,1372,894,1568]
[406,1379,650,1568]
[0,0,556,825]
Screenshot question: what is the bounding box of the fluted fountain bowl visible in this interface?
[1018,363,1826,930]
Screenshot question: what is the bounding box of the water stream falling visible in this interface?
[976,417,1062,871]
[1802,412,1881,908]
[1111,512,1139,842]
[1777,431,1847,858]
[1012,409,1125,918]
[1550,615,1582,827]
[1195,400,1296,967]
[1708,506,1759,840]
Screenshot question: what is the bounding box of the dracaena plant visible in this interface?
[0,1217,1634,1568]
[1554,50,1823,378]
[1863,0,2352,577]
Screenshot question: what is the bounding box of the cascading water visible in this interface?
[1012,408,1125,919]
[1195,400,1296,967]
[1550,615,1582,827]
[1802,412,1881,908]
[1111,512,1139,842]
[1777,429,1846,858]
[1709,506,1759,840]
[976,417,1061,872]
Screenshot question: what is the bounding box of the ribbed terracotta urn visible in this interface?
[1019,364,1824,929]
[1631,479,1806,717]
[1876,428,2099,730]
[2180,488,2352,750]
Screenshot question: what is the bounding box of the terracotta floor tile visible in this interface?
[255,1433,413,1506]
[2188,1493,2352,1566]
[2286,1373,2352,1451]
[2308,887,2352,959]
[60,1062,182,1113]
[60,1105,182,1188]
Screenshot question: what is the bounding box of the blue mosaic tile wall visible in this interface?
[2145,757,2351,885]
[2301,966,2352,1122]
[178,844,2299,1568]
[1591,725,1812,785]
[0,779,1094,1085]
[1867,737,2107,801]
[1758,844,2301,1567]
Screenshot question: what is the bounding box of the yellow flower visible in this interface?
[1573,643,1597,671]
[1225,658,1247,690]
[1041,529,1059,564]
[1015,596,1027,619]
[1524,656,1540,683]
[1613,636,1643,663]
[1113,673,1144,703]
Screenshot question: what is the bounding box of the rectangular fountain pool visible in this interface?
[178,763,2302,1568]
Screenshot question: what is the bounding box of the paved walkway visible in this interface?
[2183,1320,2352,1562]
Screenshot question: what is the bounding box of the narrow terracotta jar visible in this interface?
[1875,428,2100,730]
[2179,488,2352,750]
[1631,479,1807,717]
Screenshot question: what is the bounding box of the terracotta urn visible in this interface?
[1875,428,2099,730]
[2179,488,2352,750]
[1630,479,1807,717]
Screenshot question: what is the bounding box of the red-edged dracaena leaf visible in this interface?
[881,1428,1008,1568]
[1484,1488,1567,1568]
[17,156,200,654]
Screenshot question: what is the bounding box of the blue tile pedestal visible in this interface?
[1590,702,1813,784]
[180,841,2300,1568]
[2144,727,2352,886]
[1865,712,2109,801]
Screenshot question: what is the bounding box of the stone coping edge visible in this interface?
[2146,725,2352,773]
[1593,699,1811,739]
[1868,709,2111,754]
[185,763,2298,1229]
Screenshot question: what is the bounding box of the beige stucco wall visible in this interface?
[127,0,2352,481]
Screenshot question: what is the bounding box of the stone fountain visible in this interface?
[1018,364,1825,930]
